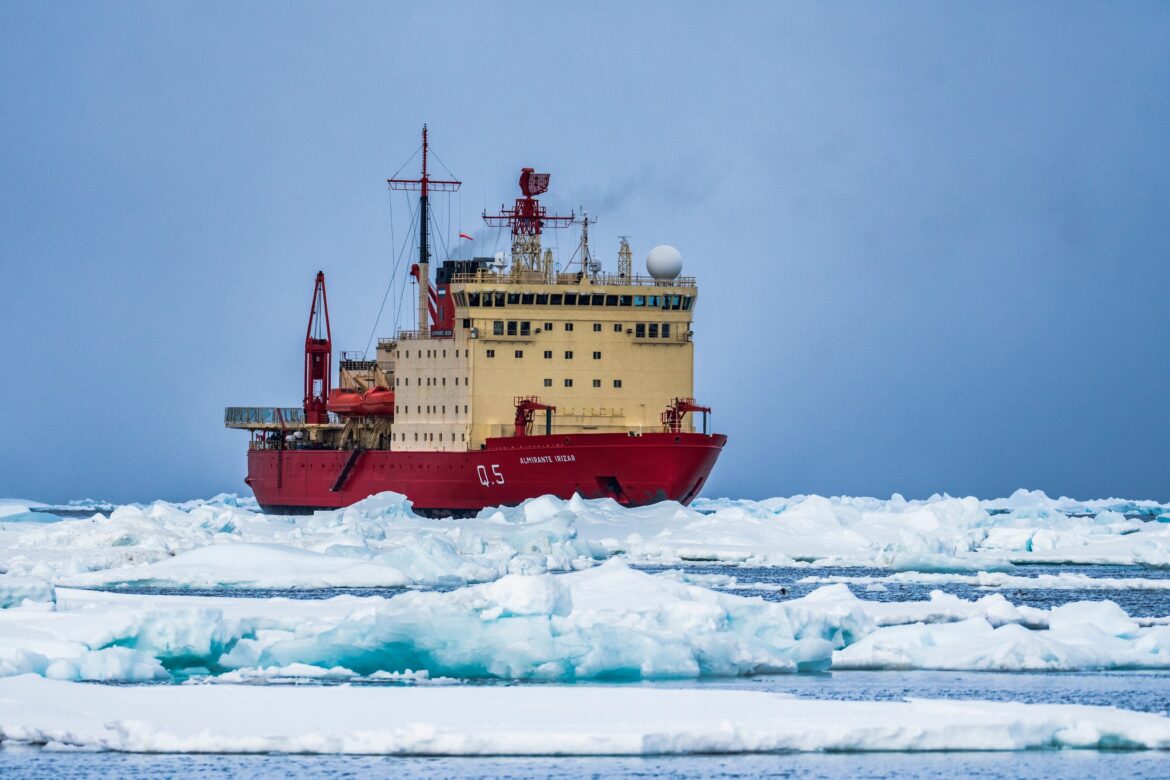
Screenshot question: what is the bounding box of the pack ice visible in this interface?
[1,489,1167,589]
[2,563,1168,683]
[3,676,1169,754]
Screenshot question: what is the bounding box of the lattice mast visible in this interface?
[388,125,461,335]
[483,168,573,274]
[617,236,633,282]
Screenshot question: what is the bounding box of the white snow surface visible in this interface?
[0,575,55,609]
[0,563,868,682]
[2,490,1168,591]
[1,676,1168,754]
[0,563,1167,682]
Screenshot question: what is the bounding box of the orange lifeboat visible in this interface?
[327,388,364,416]
[360,387,395,417]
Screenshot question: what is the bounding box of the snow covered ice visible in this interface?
[2,489,1168,591]
[1,563,1168,683]
[3,676,1170,754]
[1,489,1169,757]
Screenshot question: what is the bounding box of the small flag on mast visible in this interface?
[459,232,473,241]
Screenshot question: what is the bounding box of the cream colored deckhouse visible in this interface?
[340,239,700,453]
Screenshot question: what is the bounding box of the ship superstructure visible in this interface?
[226,127,725,515]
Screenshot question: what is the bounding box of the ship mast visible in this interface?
[388,125,461,335]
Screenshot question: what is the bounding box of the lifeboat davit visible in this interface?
[327,387,394,418]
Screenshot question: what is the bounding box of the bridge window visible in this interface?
[482,294,493,307]
[662,323,671,338]
[536,293,549,305]
[550,293,563,305]
[634,296,644,307]
[493,321,504,336]
[507,293,520,305]
[619,295,632,306]
[468,292,480,306]
[635,324,645,338]
[520,321,531,336]
[682,296,693,310]
[507,320,517,336]
[564,293,578,305]
[605,295,618,306]
[521,293,534,305]
[494,292,505,307]
[649,324,659,338]
[591,294,604,305]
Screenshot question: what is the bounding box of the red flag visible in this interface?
[459,232,473,241]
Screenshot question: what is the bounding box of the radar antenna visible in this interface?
[483,168,573,273]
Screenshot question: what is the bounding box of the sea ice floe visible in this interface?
[2,490,1168,591]
[0,575,55,609]
[801,570,1170,592]
[2,676,1169,754]
[0,564,1167,682]
[0,563,871,682]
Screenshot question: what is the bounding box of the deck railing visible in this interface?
[449,270,696,288]
[223,407,341,428]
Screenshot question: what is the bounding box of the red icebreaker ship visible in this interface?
[225,126,725,515]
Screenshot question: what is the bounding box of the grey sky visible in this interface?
[2,2,1167,503]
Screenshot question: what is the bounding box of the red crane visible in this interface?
[661,397,711,434]
[303,271,332,425]
[514,395,556,437]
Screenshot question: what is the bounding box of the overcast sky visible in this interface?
[2,2,1167,503]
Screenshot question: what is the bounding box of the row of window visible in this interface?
[458,291,692,311]
[486,321,675,342]
[392,432,468,443]
[397,348,466,359]
[396,376,467,387]
[485,349,605,360]
[492,320,622,335]
[541,379,623,388]
[396,404,471,416]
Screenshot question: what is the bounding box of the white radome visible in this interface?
[646,244,683,280]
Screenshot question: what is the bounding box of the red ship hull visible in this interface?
[246,432,726,516]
